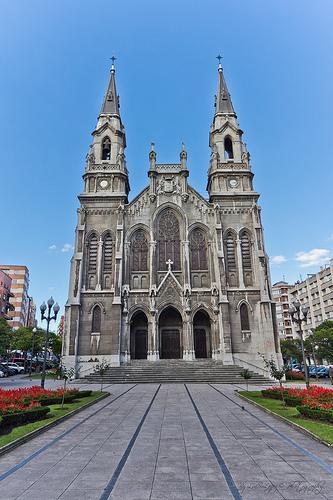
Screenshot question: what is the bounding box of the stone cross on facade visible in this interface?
[166,259,173,272]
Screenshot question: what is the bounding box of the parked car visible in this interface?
[2,362,25,374]
[309,366,328,378]
[0,370,4,378]
[0,364,17,376]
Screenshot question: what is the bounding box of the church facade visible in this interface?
[63,61,281,375]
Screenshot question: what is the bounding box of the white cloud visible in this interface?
[61,243,74,253]
[271,255,287,264]
[48,244,57,251]
[295,248,331,268]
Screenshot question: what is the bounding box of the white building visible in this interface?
[289,259,333,336]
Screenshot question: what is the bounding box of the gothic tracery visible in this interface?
[157,209,181,271]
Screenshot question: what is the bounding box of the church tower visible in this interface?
[63,59,281,376]
[207,59,280,363]
[63,61,129,365]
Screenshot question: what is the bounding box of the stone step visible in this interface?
[82,362,271,384]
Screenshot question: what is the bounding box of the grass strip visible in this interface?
[0,391,108,452]
[238,390,333,446]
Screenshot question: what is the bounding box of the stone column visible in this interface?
[236,237,245,288]
[147,318,153,360]
[96,237,103,290]
[183,240,190,287]
[183,314,194,360]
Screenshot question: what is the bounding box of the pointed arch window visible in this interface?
[101,137,111,160]
[240,232,252,271]
[224,137,234,160]
[190,229,208,270]
[157,209,181,271]
[225,231,237,272]
[92,305,101,333]
[240,303,250,331]
[131,230,148,272]
[88,234,98,273]
[102,233,113,273]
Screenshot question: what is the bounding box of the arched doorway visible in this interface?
[130,311,148,359]
[193,310,211,359]
[159,307,182,359]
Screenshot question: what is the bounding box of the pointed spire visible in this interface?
[100,56,120,116]
[215,56,235,116]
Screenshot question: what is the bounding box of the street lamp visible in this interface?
[289,301,310,389]
[29,327,37,380]
[40,297,60,389]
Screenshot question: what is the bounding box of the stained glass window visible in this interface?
[158,209,180,271]
[190,229,208,270]
[131,230,148,272]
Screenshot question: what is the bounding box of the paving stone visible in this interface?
[0,383,332,500]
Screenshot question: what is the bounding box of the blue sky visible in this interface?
[1,0,332,327]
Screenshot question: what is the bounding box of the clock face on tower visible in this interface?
[228,178,239,189]
[99,179,109,189]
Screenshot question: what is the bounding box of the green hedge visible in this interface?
[75,390,92,398]
[297,405,333,423]
[284,396,303,407]
[261,390,287,400]
[0,406,50,429]
[37,394,78,406]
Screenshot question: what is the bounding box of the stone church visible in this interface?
[63,60,281,375]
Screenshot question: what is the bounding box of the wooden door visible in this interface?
[135,329,147,359]
[194,329,207,358]
[161,329,181,359]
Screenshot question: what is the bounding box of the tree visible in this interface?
[309,321,333,363]
[11,327,45,354]
[56,366,75,409]
[0,318,11,356]
[240,368,252,391]
[259,353,288,388]
[93,359,111,392]
[48,333,62,356]
[280,338,303,364]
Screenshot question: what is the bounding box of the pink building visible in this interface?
[0,265,30,328]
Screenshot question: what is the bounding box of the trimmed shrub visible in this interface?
[76,390,92,398]
[297,405,333,424]
[37,394,78,406]
[284,396,303,407]
[261,389,288,400]
[0,406,50,428]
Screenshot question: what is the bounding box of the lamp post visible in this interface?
[40,297,60,389]
[29,327,37,380]
[289,300,310,389]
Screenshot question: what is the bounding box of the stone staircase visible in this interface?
[83,359,272,385]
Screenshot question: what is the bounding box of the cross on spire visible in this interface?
[166,259,173,272]
[110,55,117,71]
[216,54,223,65]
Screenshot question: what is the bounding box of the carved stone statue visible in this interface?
[184,287,191,312]
[211,286,219,312]
[122,286,129,314]
[149,287,156,312]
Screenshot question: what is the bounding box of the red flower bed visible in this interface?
[0,386,78,415]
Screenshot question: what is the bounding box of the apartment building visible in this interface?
[289,259,333,336]
[0,269,14,320]
[272,281,293,339]
[0,265,30,328]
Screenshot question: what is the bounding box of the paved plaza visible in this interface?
[0,383,333,499]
